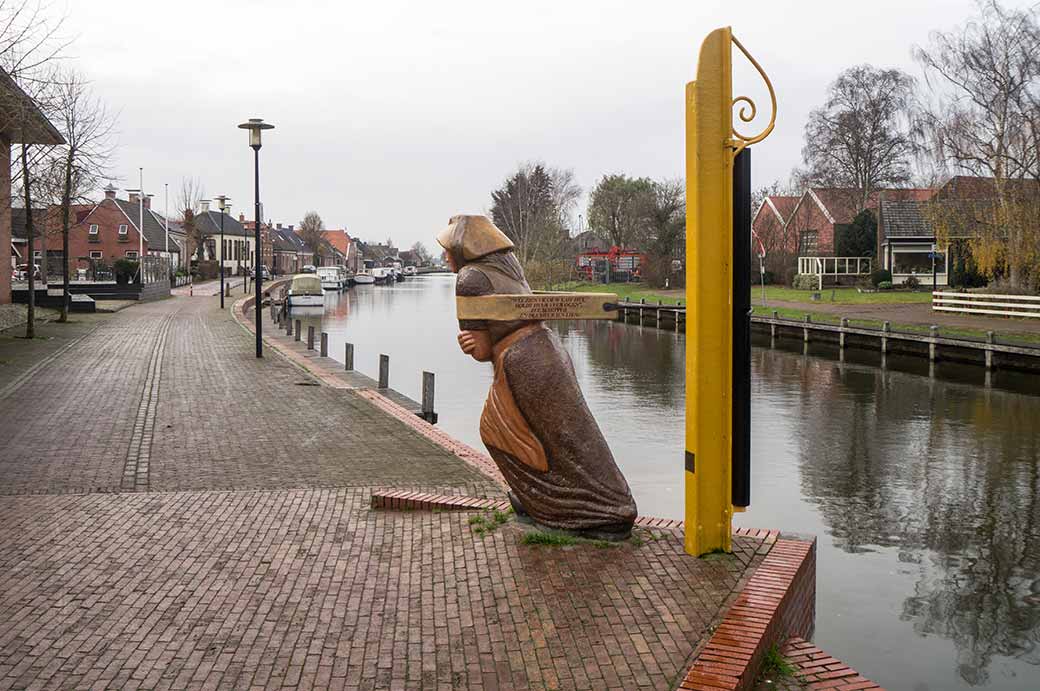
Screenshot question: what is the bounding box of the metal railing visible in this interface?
[933,291,1040,319]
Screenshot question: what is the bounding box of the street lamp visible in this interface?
[238,118,274,358]
[216,196,231,308]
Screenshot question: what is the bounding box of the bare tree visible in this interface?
[802,65,918,210]
[297,211,325,265]
[916,0,1040,288]
[41,67,114,321]
[177,177,204,267]
[586,174,655,249]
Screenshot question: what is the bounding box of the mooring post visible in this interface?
[306,325,315,350]
[344,342,354,370]
[771,310,778,340]
[320,332,328,357]
[881,321,890,355]
[285,313,292,335]
[294,319,301,342]
[985,331,995,370]
[421,371,436,423]
[225,282,230,298]
[840,317,848,350]
[639,298,646,326]
[378,354,389,389]
[803,314,811,343]
[929,325,938,362]
[270,304,277,323]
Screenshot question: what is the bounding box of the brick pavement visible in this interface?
[0,295,774,690]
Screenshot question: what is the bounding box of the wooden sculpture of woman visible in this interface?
[437,215,637,540]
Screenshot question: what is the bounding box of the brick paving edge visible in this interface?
[231,291,508,490]
[772,637,885,691]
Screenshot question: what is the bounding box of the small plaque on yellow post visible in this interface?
[456,292,619,321]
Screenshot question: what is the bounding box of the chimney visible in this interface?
[143,195,152,210]
[104,184,117,200]
[199,199,210,213]
[288,225,294,232]
[128,191,139,205]
[276,223,282,230]
[239,213,245,223]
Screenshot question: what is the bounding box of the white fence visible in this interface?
[798,256,873,277]
[933,291,1040,319]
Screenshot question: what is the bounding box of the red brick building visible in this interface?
[751,195,799,283]
[36,186,179,277]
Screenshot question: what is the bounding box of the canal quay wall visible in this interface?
[233,288,887,691]
[617,297,1040,373]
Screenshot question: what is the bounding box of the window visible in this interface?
[118,224,128,235]
[88,224,99,235]
[798,230,819,255]
[89,251,102,259]
[125,251,138,259]
[33,250,41,259]
[893,251,945,275]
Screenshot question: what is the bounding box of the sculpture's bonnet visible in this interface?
[437,215,514,262]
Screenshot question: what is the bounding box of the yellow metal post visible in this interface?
[684,28,776,556]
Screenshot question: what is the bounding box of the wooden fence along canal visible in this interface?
[616,297,1040,372]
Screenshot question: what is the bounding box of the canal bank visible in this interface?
[289,274,1040,691]
[235,289,847,690]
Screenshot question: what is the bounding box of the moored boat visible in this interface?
[286,273,325,307]
[353,271,375,285]
[317,266,346,291]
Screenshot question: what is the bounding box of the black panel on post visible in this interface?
[731,147,752,507]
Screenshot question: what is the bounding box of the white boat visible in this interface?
[286,273,325,307]
[371,267,393,285]
[403,266,417,276]
[353,272,375,285]
[317,266,345,291]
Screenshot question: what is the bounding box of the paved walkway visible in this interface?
[0,295,766,690]
[172,277,247,297]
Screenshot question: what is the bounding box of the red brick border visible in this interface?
[778,637,885,690]
[679,536,817,691]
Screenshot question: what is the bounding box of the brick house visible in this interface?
[1,68,65,303]
[36,186,180,277]
[238,214,275,274]
[751,195,798,283]
[271,226,300,275]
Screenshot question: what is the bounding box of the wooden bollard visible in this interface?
[378,354,389,388]
[771,310,778,339]
[225,282,231,297]
[881,321,890,355]
[839,318,848,349]
[285,314,293,335]
[803,314,811,343]
[929,325,938,362]
[985,331,995,370]
[344,342,354,370]
[294,319,301,342]
[306,325,315,350]
[320,332,328,357]
[639,298,645,326]
[421,371,436,423]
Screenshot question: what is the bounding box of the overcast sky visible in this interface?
[63,0,1032,249]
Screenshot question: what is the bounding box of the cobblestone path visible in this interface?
[0,297,761,690]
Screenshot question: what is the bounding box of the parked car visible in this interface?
[13,263,41,282]
[247,265,272,279]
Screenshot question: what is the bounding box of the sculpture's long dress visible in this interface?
[457,262,637,531]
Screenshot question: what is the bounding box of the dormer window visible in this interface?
[88,224,99,235]
[118,224,128,235]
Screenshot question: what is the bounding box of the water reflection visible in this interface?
[302,275,1040,690]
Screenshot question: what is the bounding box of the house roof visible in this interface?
[799,187,934,226]
[196,209,248,237]
[880,199,984,240]
[0,68,64,145]
[272,228,299,252]
[321,229,351,255]
[10,207,49,239]
[766,196,798,223]
[112,199,177,251]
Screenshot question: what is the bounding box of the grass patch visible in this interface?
[552,281,684,305]
[468,509,513,537]
[520,530,622,549]
[754,285,932,305]
[759,644,795,679]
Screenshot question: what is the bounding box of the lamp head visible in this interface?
[238,118,275,149]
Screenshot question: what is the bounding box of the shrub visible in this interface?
[870,268,892,287]
[877,281,893,290]
[903,274,921,291]
[113,258,139,285]
[792,274,818,290]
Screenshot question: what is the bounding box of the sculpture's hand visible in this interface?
[458,330,492,362]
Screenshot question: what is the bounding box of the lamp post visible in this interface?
[216,196,231,308]
[238,118,274,358]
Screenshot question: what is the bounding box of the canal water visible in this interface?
[296,274,1040,691]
